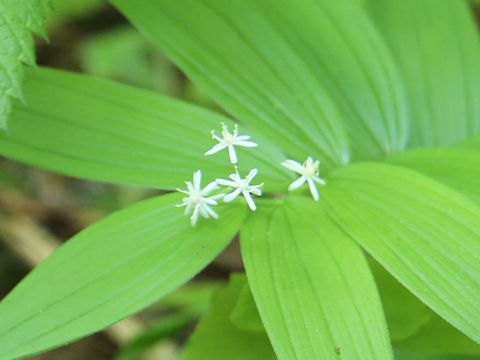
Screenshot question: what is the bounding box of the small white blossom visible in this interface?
[205,122,258,164]
[216,169,263,211]
[177,170,224,226]
[281,157,326,201]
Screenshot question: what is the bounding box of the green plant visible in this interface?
[1,0,480,359]
[0,0,50,128]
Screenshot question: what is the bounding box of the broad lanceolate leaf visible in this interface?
[230,280,265,333]
[371,260,480,355]
[387,147,480,204]
[111,0,346,169]
[184,274,275,360]
[369,260,431,341]
[395,312,480,356]
[368,0,480,146]
[241,198,393,359]
[394,350,467,360]
[0,0,50,128]
[460,135,480,150]
[113,0,408,166]
[323,163,480,343]
[0,194,245,360]
[0,67,289,191]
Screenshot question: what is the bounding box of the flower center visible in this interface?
[222,131,235,145]
[236,179,249,190]
[304,165,317,178]
[189,192,202,204]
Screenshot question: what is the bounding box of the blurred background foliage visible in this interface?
[1,1,480,359]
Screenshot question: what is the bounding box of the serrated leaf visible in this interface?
[324,163,480,343]
[0,0,50,128]
[367,0,480,145]
[241,198,393,359]
[0,194,245,360]
[0,67,290,191]
[387,147,480,203]
[112,0,408,166]
[183,274,274,360]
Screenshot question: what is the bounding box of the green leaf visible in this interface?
[396,312,480,356]
[112,0,408,166]
[369,260,431,341]
[183,274,275,360]
[241,197,393,359]
[0,193,245,360]
[460,135,480,150]
[372,259,480,355]
[0,67,289,191]
[0,0,50,128]
[394,350,470,360]
[387,147,480,203]
[110,0,346,169]
[230,281,264,333]
[323,163,480,343]
[367,0,480,145]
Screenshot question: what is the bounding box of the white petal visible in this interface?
[223,188,242,203]
[209,193,225,201]
[186,181,194,193]
[205,143,227,156]
[227,145,238,164]
[246,168,258,182]
[211,131,223,142]
[184,203,193,215]
[242,190,257,211]
[199,205,210,219]
[203,197,219,205]
[216,178,236,187]
[201,181,218,196]
[288,176,307,191]
[281,160,305,174]
[236,135,251,141]
[314,176,327,186]
[193,170,202,191]
[235,140,258,148]
[249,186,262,196]
[307,178,319,201]
[191,205,200,226]
[176,188,190,195]
[304,157,314,167]
[204,205,219,219]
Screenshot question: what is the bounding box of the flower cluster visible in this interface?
[177,123,327,226]
[177,123,262,226]
[281,157,326,201]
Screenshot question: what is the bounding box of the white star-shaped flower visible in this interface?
[216,169,263,211]
[281,157,327,201]
[205,122,258,164]
[177,170,224,226]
